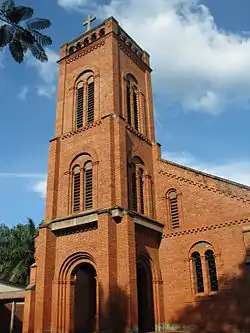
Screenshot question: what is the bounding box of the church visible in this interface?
[22,16,250,333]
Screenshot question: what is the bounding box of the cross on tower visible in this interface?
[82,15,96,32]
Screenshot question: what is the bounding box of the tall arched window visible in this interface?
[73,166,81,212]
[126,74,139,130]
[76,82,84,129]
[205,250,218,292]
[168,190,179,229]
[139,168,144,214]
[131,164,137,211]
[192,252,204,293]
[84,161,93,209]
[71,154,93,213]
[87,76,95,124]
[133,86,139,131]
[126,80,132,126]
[75,71,95,129]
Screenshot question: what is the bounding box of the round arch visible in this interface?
[188,240,220,259]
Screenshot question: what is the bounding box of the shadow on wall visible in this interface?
[99,284,134,333]
[172,255,250,333]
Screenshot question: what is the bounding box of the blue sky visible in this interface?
[0,0,250,227]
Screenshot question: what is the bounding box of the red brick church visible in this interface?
[22,16,250,333]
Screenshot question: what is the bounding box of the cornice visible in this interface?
[158,169,250,204]
[61,121,101,140]
[125,123,152,145]
[118,42,151,72]
[64,40,106,64]
[163,217,250,238]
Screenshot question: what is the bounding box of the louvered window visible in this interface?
[169,190,179,229]
[73,166,81,212]
[87,77,94,124]
[205,250,218,291]
[84,161,93,209]
[131,168,137,211]
[133,87,139,131]
[139,169,144,214]
[192,252,204,293]
[127,81,132,125]
[76,82,84,129]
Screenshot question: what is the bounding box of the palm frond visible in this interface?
[15,5,33,21]
[18,28,35,45]
[0,0,15,13]
[26,17,51,31]
[5,5,33,23]
[28,42,47,62]
[32,30,52,46]
[0,24,14,47]
[9,37,24,63]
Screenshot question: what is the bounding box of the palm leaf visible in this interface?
[9,37,24,63]
[5,5,34,23]
[26,17,51,31]
[0,24,14,47]
[28,42,47,62]
[18,28,35,45]
[32,30,52,46]
[15,6,33,21]
[0,0,15,13]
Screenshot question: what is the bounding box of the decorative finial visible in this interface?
[82,15,96,32]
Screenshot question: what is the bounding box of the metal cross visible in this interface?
[82,15,96,32]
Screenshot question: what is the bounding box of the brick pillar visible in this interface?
[33,227,56,332]
[22,264,37,333]
[117,212,138,332]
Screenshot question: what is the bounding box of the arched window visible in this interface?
[73,166,81,212]
[133,86,139,131]
[168,190,179,229]
[192,252,204,293]
[76,82,84,129]
[84,161,93,209]
[71,154,93,213]
[87,76,95,124]
[131,164,137,211]
[126,80,132,126]
[126,74,139,130]
[205,250,218,291]
[75,71,95,129]
[139,168,144,214]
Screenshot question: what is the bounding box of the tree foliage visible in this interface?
[0,0,52,63]
[0,218,37,286]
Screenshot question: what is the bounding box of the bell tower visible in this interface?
[23,16,164,333]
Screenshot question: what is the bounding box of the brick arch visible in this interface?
[188,240,220,259]
[74,65,100,84]
[59,251,96,282]
[122,70,138,84]
[69,149,98,170]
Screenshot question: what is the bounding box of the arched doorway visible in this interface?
[136,258,155,333]
[72,263,96,333]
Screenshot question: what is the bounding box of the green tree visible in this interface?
[0,0,52,63]
[0,218,37,285]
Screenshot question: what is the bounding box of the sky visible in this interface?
[0,0,250,227]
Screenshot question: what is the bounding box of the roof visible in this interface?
[161,158,250,191]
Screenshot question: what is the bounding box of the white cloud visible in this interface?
[57,0,89,10]
[0,172,47,198]
[163,151,250,186]
[58,0,250,114]
[17,86,29,101]
[33,179,47,199]
[26,49,59,99]
[0,172,45,179]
